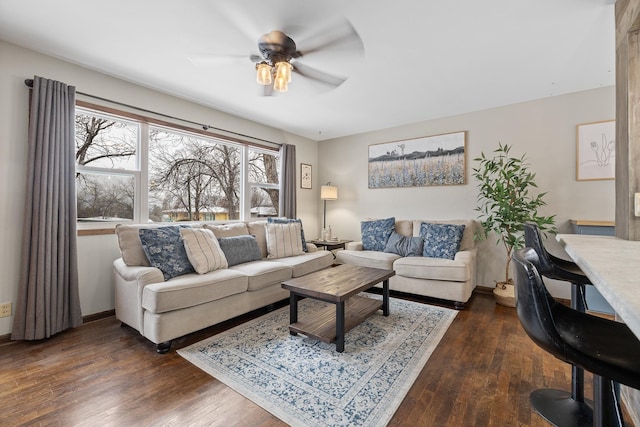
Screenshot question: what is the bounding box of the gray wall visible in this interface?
[0,38,616,336]
[318,86,616,295]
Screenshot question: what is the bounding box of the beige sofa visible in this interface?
[335,219,477,309]
[113,221,333,353]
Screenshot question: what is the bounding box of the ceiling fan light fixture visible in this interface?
[256,62,272,85]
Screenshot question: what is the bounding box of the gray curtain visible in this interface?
[12,76,82,340]
[279,144,297,219]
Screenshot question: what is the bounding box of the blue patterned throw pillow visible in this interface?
[361,217,395,251]
[139,226,195,280]
[218,235,262,266]
[384,231,424,257]
[419,222,466,260]
[267,217,307,252]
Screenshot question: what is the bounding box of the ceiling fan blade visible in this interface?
[292,62,347,88]
[187,53,253,65]
[295,17,363,57]
[214,2,264,47]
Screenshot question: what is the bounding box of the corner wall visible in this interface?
[318,86,616,295]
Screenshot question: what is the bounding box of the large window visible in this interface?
[75,106,280,223]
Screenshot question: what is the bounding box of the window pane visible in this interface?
[249,148,280,217]
[250,186,279,217]
[149,128,242,221]
[249,149,280,185]
[76,173,134,221]
[75,111,138,170]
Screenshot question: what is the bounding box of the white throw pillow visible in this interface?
[265,222,305,259]
[180,228,228,274]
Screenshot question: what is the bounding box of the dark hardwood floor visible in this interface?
[0,292,622,426]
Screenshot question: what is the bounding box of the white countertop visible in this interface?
[557,234,640,339]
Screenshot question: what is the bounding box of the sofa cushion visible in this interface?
[335,249,400,270]
[361,217,395,251]
[218,235,262,267]
[394,219,413,237]
[266,250,334,277]
[247,221,268,258]
[265,222,305,259]
[393,256,470,282]
[139,226,195,280]
[204,222,249,238]
[116,223,165,267]
[180,228,228,274]
[384,231,424,257]
[419,222,466,260]
[229,260,292,291]
[141,269,248,313]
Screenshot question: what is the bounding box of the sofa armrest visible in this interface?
[346,241,363,251]
[113,258,165,334]
[453,250,474,263]
[113,258,165,286]
[306,243,318,252]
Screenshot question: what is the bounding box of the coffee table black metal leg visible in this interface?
[336,301,345,352]
[382,279,390,316]
[289,293,298,335]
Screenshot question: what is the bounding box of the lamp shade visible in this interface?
[320,185,338,200]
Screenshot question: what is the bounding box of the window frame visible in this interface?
[74,101,281,228]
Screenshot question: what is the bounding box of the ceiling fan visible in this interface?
[191,16,364,96]
[252,25,360,94]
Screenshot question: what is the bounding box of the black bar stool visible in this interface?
[524,223,593,426]
[512,248,640,427]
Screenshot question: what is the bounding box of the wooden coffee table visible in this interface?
[281,264,395,352]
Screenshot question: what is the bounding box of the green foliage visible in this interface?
[473,143,556,285]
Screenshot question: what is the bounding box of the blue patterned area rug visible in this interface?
[178,295,457,427]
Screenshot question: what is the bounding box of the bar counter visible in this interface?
[556,233,640,421]
[556,234,640,339]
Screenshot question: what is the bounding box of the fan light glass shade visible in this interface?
[273,74,288,92]
[256,62,272,85]
[320,185,338,200]
[275,61,293,83]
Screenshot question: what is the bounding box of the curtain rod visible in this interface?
[24,78,281,148]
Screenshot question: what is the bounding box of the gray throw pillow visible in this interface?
[384,231,424,257]
[218,235,262,266]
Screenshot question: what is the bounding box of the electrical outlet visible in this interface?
[0,302,11,318]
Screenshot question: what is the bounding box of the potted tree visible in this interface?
[473,143,555,307]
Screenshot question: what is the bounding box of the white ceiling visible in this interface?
[0,0,616,141]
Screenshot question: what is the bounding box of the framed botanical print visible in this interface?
[300,163,312,189]
[576,120,615,181]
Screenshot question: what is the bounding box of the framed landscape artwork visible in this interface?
[576,120,615,181]
[368,131,467,188]
[300,163,312,189]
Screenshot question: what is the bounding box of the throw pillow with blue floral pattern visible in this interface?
[139,226,195,280]
[420,222,466,260]
[361,217,395,251]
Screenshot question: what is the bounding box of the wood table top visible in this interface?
[281,264,395,303]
